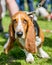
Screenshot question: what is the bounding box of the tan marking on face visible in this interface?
[12,12,28,38]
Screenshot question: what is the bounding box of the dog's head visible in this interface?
[9,11,37,53]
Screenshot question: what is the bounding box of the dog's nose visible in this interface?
[17,32,23,37]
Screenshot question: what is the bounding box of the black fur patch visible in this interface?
[33,20,39,36]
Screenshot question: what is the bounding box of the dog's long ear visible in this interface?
[9,23,15,39]
[25,17,37,53]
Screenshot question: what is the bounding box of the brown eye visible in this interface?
[23,19,27,24]
[13,19,17,23]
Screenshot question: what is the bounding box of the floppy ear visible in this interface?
[9,23,15,39]
[25,18,37,53]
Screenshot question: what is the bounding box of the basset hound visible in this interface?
[36,6,51,21]
[4,11,50,63]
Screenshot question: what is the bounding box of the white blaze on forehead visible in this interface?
[15,14,25,38]
[15,14,23,32]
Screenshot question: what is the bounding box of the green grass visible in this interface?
[0,14,52,65]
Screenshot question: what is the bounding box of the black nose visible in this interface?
[17,32,23,37]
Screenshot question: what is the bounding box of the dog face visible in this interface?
[10,11,37,53]
[12,12,28,39]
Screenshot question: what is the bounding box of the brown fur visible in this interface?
[12,11,37,53]
[4,38,15,54]
[25,17,37,53]
[4,11,44,54]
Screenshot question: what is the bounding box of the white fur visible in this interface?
[23,49,34,63]
[38,48,50,58]
[35,36,41,47]
[33,15,37,21]
[15,14,25,39]
[15,15,23,31]
[26,53,34,63]
[4,38,10,49]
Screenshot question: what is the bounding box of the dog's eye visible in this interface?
[23,19,27,24]
[13,19,17,23]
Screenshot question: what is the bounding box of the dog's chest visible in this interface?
[18,38,25,47]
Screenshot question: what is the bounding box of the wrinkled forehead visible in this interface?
[12,11,29,20]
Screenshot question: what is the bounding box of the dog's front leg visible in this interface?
[38,47,50,58]
[4,37,15,54]
[23,49,34,63]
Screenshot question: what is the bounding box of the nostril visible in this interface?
[17,32,23,37]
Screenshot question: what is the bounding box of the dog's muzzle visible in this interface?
[16,31,23,37]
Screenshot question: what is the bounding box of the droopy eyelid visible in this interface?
[23,19,27,24]
[13,19,17,23]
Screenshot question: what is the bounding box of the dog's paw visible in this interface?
[4,49,8,54]
[26,53,34,63]
[38,48,50,58]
